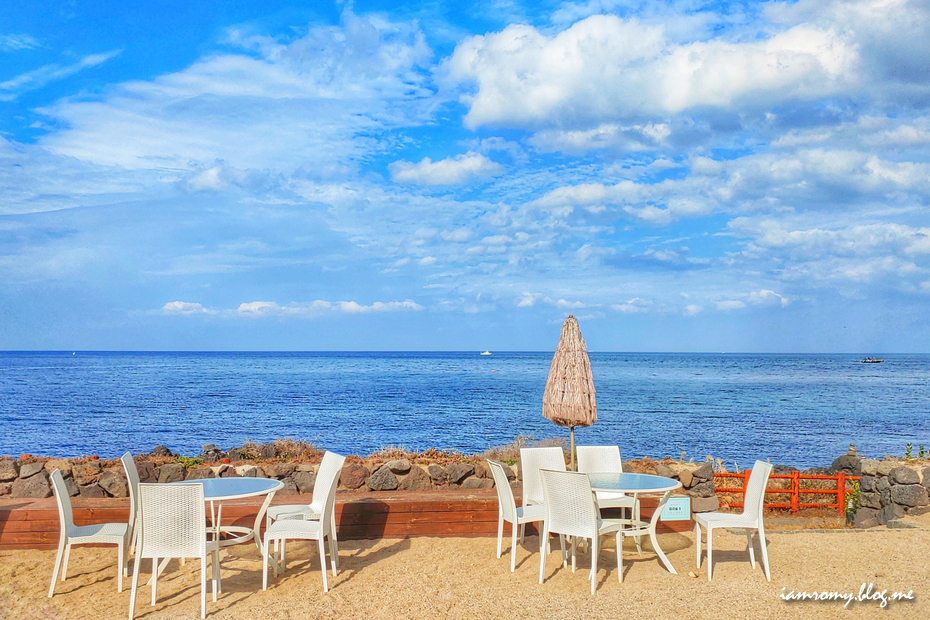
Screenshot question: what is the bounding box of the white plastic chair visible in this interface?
[263,452,345,593]
[577,445,642,554]
[694,460,773,581]
[129,483,220,620]
[539,469,641,593]
[48,469,129,598]
[487,460,546,571]
[120,452,140,555]
[519,447,565,543]
[265,450,345,569]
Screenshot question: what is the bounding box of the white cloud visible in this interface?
[186,166,227,191]
[161,301,213,315]
[716,300,746,311]
[0,51,121,101]
[684,304,703,316]
[389,152,503,185]
[612,297,650,313]
[34,10,432,172]
[235,299,423,317]
[749,289,790,307]
[447,15,856,129]
[419,256,436,265]
[0,34,40,51]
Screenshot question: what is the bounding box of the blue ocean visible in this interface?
[0,352,927,469]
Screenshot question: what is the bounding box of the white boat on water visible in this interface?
[480,350,492,356]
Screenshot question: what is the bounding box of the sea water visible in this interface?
[0,351,927,469]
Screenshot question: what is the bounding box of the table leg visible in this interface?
[252,491,278,556]
[648,490,677,575]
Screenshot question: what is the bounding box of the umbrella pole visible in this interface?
[570,426,576,471]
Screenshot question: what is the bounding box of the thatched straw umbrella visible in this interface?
[542,315,596,470]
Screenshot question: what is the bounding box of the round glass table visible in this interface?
[586,472,683,575]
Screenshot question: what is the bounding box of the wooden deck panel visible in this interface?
[0,490,691,550]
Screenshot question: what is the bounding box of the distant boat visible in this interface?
[480,351,492,356]
[861,357,883,363]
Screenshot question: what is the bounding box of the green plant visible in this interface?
[920,445,926,459]
[502,458,517,466]
[175,456,204,468]
[905,443,913,460]
[845,480,860,522]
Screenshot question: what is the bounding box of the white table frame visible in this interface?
[587,472,682,575]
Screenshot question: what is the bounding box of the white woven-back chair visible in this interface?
[577,445,642,554]
[487,460,546,571]
[694,460,773,581]
[129,483,220,620]
[519,447,565,544]
[265,450,345,569]
[263,452,345,593]
[539,469,642,593]
[48,469,129,598]
[120,452,141,554]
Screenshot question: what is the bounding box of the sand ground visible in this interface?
[2,523,928,620]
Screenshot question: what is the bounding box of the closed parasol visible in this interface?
[542,315,596,470]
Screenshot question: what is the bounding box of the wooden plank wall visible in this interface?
[0,490,690,550]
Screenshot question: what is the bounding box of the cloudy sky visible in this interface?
[1,0,929,352]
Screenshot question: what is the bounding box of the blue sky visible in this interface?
[1,0,929,352]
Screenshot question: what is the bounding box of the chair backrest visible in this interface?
[487,460,517,522]
[310,451,346,513]
[137,483,206,559]
[318,454,346,537]
[576,445,623,474]
[540,469,598,539]
[742,460,774,520]
[49,469,75,534]
[120,452,140,529]
[520,447,566,507]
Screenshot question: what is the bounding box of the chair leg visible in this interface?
[519,522,525,544]
[211,549,219,602]
[61,543,71,581]
[117,539,124,592]
[48,537,66,597]
[318,536,329,593]
[496,514,504,559]
[559,534,567,568]
[262,539,270,591]
[616,531,624,583]
[200,556,206,620]
[633,501,643,556]
[746,530,756,568]
[128,550,142,620]
[330,511,340,571]
[538,524,548,584]
[570,536,576,572]
[590,536,598,595]
[758,526,771,581]
[706,528,713,581]
[151,558,158,606]
[694,522,701,568]
[329,535,338,576]
[510,521,518,572]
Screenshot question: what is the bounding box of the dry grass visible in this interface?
[482,435,567,464]
[272,438,323,461]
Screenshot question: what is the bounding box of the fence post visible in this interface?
[744,469,752,507]
[836,471,846,515]
[790,470,800,514]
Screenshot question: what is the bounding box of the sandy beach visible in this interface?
[3,521,927,620]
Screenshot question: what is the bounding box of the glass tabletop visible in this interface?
[586,472,681,493]
[170,477,283,500]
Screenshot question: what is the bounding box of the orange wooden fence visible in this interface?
[714,470,858,515]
